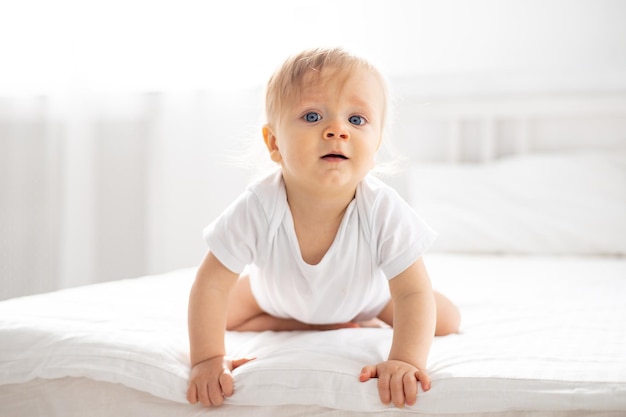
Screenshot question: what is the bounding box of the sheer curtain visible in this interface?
[0,90,261,300]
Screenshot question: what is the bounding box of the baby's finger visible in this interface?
[231,357,256,370]
[186,382,198,404]
[208,378,226,406]
[359,365,377,382]
[377,372,392,405]
[219,370,235,398]
[389,372,406,408]
[403,372,418,406]
[197,382,212,407]
[415,369,431,392]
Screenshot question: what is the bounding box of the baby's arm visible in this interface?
[360,258,436,408]
[187,251,242,407]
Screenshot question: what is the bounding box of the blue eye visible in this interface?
[349,115,365,126]
[304,112,321,123]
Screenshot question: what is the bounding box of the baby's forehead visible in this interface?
[298,65,363,89]
[290,66,385,105]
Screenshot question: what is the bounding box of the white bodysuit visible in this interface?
[203,170,437,325]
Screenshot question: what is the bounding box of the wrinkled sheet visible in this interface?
[1,254,625,414]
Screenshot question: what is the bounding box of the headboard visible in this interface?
[391,93,626,164]
[383,89,626,257]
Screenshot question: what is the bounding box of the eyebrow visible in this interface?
[347,96,376,113]
[295,94,377,112]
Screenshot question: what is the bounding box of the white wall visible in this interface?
[380,0,626,77]
[1,0,625,93]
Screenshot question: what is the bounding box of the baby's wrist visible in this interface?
[191,352,225,367]
[387,355,426,370]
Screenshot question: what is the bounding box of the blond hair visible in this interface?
[264,47,389,132]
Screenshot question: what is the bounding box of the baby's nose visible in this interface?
[323,123,350,140]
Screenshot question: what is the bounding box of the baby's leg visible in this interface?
[226,275,357,332]
[225,274,266,331]
[433,291,461,335]
[377,291,461,336]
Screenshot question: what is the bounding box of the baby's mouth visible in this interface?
[321,153,348,161]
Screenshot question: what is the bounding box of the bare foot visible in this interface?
[308,322,360,331]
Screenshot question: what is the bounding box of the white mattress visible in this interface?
[1,254,625,416]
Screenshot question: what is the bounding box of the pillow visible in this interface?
[408,150,626,256]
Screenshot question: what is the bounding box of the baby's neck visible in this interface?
[285,185,356,266]
[285,186,355,226]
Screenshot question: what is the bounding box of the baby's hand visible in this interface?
[187,356,254,407]
[359,360,431,408]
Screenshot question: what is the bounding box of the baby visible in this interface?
[187,47,460,409]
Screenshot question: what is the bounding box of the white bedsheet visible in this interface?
[1,254,625,415]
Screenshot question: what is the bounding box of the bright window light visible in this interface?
[1,0,623,94]
[0,0,395,94]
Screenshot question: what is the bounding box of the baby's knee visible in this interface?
[434,291,461,335]
[435,302,461,336]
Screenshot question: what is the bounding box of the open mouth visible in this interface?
[321,153,348,161]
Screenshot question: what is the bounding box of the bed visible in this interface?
[2,92,626,417]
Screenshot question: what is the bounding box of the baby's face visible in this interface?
[264,66,385,197]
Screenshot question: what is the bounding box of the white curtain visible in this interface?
[0,90,263,300]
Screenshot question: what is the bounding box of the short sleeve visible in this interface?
[372,187,438,279]
[202,190,267,274]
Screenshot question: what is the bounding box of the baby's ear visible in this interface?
[263,125,282,163]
